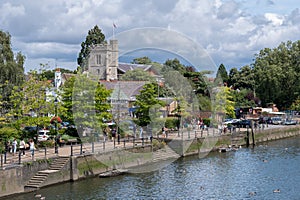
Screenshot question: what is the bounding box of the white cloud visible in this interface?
[265,13,284,25]
[0,0,299,72]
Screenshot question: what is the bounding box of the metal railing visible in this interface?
[1,137,153,169]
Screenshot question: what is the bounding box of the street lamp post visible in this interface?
[177,100,181,137]
[54,97,58,154]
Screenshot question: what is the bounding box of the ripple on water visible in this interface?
[7,136,300,200]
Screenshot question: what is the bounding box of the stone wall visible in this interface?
[0,159,50,197]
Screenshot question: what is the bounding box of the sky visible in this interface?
[0,0,299,73]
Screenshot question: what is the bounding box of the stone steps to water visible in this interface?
[48,157,69,170]
[151,145,180,163]
[24,157,70,190]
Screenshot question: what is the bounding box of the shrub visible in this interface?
[39,140,55,148]
[203,118,211,126]
[165,117,178,129]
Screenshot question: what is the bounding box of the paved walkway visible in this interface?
[1,124,285,169]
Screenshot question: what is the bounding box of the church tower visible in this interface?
[87,40,118,81]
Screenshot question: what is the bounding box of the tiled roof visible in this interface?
[118,63,152,73]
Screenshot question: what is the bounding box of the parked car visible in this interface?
[271,117,283,125]
[232,119,251,128]
[258,117,272,124]
[38,130,50,141]
[283,119,297,125]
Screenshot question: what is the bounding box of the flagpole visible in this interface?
[113,24,115,39]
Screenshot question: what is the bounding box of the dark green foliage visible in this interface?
[135,83,165,126]
[215,64,228,84]
[132,56,152,64]
[253,40,300,109]
[203,118,210,126]
[0,30,25,114]
[120,68,155,81]
[164,117,178,129]
[77,25,105,69]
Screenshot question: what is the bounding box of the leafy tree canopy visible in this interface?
[253,40,300,109]
[0,30,25,115]
[132,56,152,64]
[215,63,228,84]
[134,83,165,126]
[120,68,155,81]
[77,25,105,70]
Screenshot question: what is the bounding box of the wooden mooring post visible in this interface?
[246,120,255,148]
[251,120,255,147]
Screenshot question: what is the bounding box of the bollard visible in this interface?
[80,143,83,154]
[103,140,105,150]
[1,154,3,168]
[92,142,94,153]
[55,145,58,154]
[44,147,47,159]
[18,151,21,165]
[4,151,7,164]
[32,149,35,160]
[188,130,190,139]
[71,143,73,156]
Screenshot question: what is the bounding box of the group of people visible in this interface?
[5,138,35,157]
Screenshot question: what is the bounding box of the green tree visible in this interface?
[228,66,254,90]
[215,63,228,84]
[228,67,239,89]
[72,72,112,135]
[60,76,75,124]
[213,86,235,118]
[164,58,186,74]
[77,25,105,69]
[132,56,152,64]
[232,89,256,108]
[95,83,112,124]
[120,68,155,81]
[9,70,52,122]
[290,97,300,111]
[134,83,165,126]
[253,40,300,109]
[0,31,25,115]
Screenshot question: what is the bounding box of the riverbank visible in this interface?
[1,125,300,198]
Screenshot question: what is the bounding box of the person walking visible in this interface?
[12,138,17,156]
[29,139,35,158]
[19,139,26,156]
[139,127,143,138]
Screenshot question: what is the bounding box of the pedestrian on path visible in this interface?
[139,127,143,138]
[12,138,17,156]
[29,139,35,158]
[19,139,26,156]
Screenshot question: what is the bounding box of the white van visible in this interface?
[38,130,50,141]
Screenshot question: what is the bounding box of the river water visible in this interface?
[11,136,300,200]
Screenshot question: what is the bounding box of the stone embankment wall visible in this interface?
[0,146,153,198]
[1,126,300,198]
[185,125,300,155]
[0,159,51,197]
